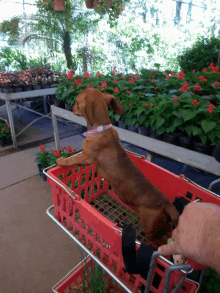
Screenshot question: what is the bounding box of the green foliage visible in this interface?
[189,269,220,293]
[177,36,220,72]
[0,47,29,71]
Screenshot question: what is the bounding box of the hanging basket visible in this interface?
[85,0,112,9]
[12,21,18,28]
[53,0,65,11]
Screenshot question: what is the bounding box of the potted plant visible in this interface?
[53,0,65,11]
[35,145,52,181]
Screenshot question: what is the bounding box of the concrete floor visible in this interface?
[0,136,87,293]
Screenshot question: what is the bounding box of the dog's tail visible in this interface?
[164,201,180,228]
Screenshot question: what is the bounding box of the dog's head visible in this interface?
[72,88,124,126]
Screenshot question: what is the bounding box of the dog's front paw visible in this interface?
[56,157,67,166]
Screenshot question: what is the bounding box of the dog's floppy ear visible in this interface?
[102,93,124,115]
[78,95,93,126]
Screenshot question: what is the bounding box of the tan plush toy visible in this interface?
[167,238,186,265]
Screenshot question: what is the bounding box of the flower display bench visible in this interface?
[0,88,57,148]
[50,105,220,177]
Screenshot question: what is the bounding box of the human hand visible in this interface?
[158,202,220,269]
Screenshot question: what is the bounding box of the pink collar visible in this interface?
[83,124,112,136]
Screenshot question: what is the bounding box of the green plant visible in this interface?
[35,145,52,169]
[72,248,112,292]
[94,0,131,27]
[177,36,220,72]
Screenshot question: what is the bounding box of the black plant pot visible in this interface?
[33,85,42,90]
[6,138,12,146]
[128,125,138,133]
[24,86,32,91]
[192,136,214,155]
[163,132,179,145]
[138,126,150,136]
[65,103,72,111]
[55,99,65,109]
[118,120,127,129]
[14,87,22,92]
[3,88,14,93]
[178,132,193,149]
[43,85,50,89]
[0,139,7,147]
[37,164,47,181]
[149,128,163,140]
[110,118,118,126]
[0,88,3,93]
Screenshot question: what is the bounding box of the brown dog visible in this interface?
[56,88,180,248]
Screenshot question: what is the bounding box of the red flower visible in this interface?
[67,70,74,79]
[194,83,202,91]
[2,126,6,131]
[202,68,207,72]
[102,81,108,88]
[192,70,195,73]
[97,85,100,88]
[209,103,214,109]
[166,75,170,80]
[150,103,154,107]
[113,78,117,83]
[87,83,92,87]
[74,78,82,84]
[179,81,189,92]
[177,71,185,80]
[173,97,178,103]
[209,63,214,68]
[129,77,135,84]
[154,87,158,90]
[207,107,214,114]
[97,71,101,77]
[152,79,156,82]
[121,74,125,79]
[84,71,90,79]
[192,99,199,106]
[112,66,117,75]
[211,66,218,73]
[53,149,60,157]
[171,73,176,76]
[67,145,72,152]
[204,98,209,101]
[129,103,132,106]
[40,145,45,152]
[163,71,166,75]
[143,104,148,107]
[61,147,64,151]
[114,87,119,93]
[214,81,219,87]
[125,90,132,95]
[198,76,207,82]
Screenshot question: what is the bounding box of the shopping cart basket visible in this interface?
[44,149,220,292]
